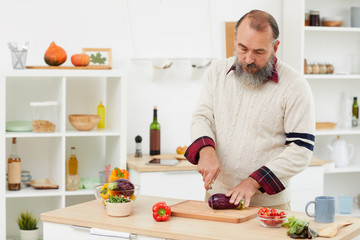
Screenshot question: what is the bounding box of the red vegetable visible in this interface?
[152,201,171,222]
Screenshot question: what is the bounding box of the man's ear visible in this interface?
[273,40,280,54]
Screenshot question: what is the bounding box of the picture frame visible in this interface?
[82,48,112,69]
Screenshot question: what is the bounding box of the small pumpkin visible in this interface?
[44,42,67,66]
[71,54,90,67]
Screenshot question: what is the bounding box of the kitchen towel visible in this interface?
[90,228,131,239]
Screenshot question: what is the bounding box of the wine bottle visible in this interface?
[150,106,160,155]
[8,137,21,191]
[352,97,359,127]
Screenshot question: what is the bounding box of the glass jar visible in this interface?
[319,64,327,74]
[326,64,334,74]
[312,64,320,74]
[309,10,320,26]
[305,11,310,26]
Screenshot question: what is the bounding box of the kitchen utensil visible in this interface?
[305,196,335,223]
[6,121,33,132]
[68,114,100,131]
[8,42,29,69]
[30,178,59,189]
[318,220,353,238]
[327,136,353,167]
[170,200,259,223]
[315,122,337,130]
[322,17,343,27]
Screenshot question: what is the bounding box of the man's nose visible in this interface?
[245,52,255,64]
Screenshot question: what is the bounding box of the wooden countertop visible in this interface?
[41,195,360,240]
[127,154,327,173]
[127,154,197,172]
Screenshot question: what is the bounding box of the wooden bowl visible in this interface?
[322,20,343,27]
[68,114,100,131]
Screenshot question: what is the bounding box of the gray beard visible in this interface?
[233,55,274,88]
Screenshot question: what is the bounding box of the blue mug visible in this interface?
[305,196,335,223]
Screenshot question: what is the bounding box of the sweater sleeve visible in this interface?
[264,75,315,190]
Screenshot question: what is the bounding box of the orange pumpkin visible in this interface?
[71,54,90,67]
[44,42,67,66]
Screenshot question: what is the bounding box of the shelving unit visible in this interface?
[284,0,360,219]
[0,69,127,239]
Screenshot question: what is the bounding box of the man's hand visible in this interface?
[197,146,221,190]
[226,177,260,208]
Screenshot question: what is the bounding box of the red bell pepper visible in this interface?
[152,201,171,222]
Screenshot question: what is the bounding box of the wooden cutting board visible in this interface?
[171,200,259,223]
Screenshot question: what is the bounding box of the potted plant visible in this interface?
[17,211,39,240]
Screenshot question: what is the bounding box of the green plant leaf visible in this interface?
[17,211,38,230]
[90,53,107,65]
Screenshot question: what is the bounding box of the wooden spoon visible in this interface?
[318,220,353,238]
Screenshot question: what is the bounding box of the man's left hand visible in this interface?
[225,177,260,208]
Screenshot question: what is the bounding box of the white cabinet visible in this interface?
[284,0,360,217]
[0,69,127,239]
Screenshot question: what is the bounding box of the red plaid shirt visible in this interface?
[184,57,284,195]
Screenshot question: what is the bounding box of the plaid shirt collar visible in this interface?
[226,56,279,83]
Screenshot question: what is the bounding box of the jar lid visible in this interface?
[310,10,320,14]
[30,101,59,106]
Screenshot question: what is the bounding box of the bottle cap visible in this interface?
[98,101,104,108]
[355,97,358,100]
[135,135,142,143]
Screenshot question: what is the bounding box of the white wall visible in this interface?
[0,0,284,155]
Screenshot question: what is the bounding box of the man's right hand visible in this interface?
[197,146,221,190]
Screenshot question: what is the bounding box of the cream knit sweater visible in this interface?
[190,57,315,206]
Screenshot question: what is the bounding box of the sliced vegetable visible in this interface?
[108,178,134,196]
[208,193,245,210]
[108,167,129,182]
[152,201,171,222]
[100,183,110,199]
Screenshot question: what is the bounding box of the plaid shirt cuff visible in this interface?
[249,166,285,195]
[184,136,215,165]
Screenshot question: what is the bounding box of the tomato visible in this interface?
[270,208,278,216]
[280,211,286,218]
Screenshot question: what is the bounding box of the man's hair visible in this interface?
[235,10,279,40]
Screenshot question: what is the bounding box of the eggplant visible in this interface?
[108,179,135,196]
[208,193,245,210]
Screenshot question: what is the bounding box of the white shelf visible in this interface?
[306,74,360,80]
[0,69,124,77]
[5,188,62,198]
[5,132,63,138]
[65,129,122,137]
[1,70,127,239]
[305,26,360,33]
[324,165,360,174]
[316,127,360,136]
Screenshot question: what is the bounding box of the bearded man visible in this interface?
[185,10,315,210]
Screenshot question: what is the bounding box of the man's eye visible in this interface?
[240,48,247,52]
[255,51,265,55]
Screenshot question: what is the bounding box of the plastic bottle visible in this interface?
[97,101,105,128]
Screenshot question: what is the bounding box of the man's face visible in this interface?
[234,18,279,73]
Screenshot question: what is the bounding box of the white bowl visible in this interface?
[106,201,134,217]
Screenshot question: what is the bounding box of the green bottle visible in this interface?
[352,97,359,127]
[150,106,161,155]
